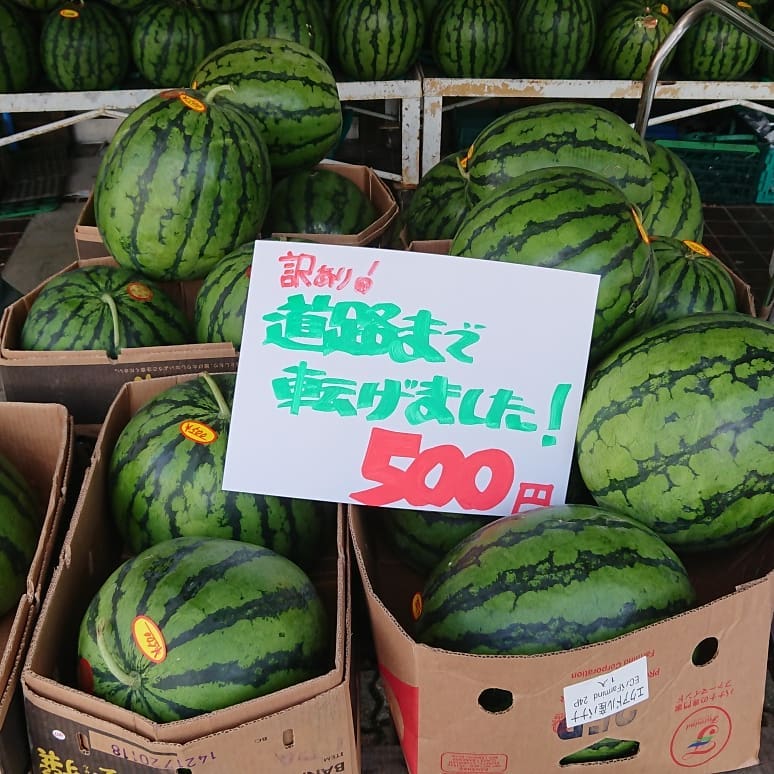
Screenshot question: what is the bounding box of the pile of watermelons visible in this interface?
[0,0,772,94]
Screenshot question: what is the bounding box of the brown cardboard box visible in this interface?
[270,161,399,246]
[74,196,105,261]
[0,403,73,773]
[0,258,239,426]
[22,374,359,773]
[350,505,774,774]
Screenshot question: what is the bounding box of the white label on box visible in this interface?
[563,656,649,727]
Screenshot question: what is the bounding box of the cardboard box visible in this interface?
[0,258,239,426]
[22,374,359,773]
[350,505,774,774]
[270,161,399,247]
[74,195,105,261]
[0,403,73,773]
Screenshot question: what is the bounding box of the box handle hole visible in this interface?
[691,636,719,666]
[283,729,295,748]
[478,688,513,713]
[76,732,90,754]
[559,738,640,765]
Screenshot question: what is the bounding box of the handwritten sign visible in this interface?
[223,242,599,515]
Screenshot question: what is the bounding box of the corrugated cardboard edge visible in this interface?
[74,194,106,261]
[270,161,399,246]
[0,402,73,730]
[22,373,351,747]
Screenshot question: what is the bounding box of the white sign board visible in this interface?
[223,241,599,515]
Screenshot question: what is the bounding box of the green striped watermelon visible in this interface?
[595,0,674,79]
[0,0,39,93]
[512,0,596,77]
[20,265,190,357]
[332,0,425,80]
[648,236,736,325]
[379,507,496,574]
[403,151,469,243]
[101,0,150,11]
[191,0,245,9]
[192,38,342,176]
[463,102,654,212]
[576,312,774,551]
[93,87,271,281]
[642,140,704,242]
[265,167,377,236]
[430,0,513,78]
[77,536,329,722]
[240,0,330,60]
[415,504,695,654]
[10,0,60,10]
[40,1,130,91]
[130,1,219,87]
[194,242,253,348]
[213,8,242,43]
[109,372,329,567]
[450,166,658,362]
[677,0,760,80]
[0,453,39,616]
[561,739,639,764]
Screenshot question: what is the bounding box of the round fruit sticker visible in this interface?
[683,240,711,256]
[131,615,167,664]
[411,592,423,621]
[60,8,80,18]
[660,3,670,13]
[669,706,732,767]
[179,94,206,113]
[631,208,650,244]
[180,420,218,445]
[126,282,154,302]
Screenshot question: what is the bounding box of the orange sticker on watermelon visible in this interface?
[180,420,218,445]
[59,8,79,17]
[132,616,167,664]
[126,282,154,302]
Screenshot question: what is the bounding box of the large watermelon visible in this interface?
[0,0,39,93]
[194,242,254,348]
[332,0,425,80]
[264,167,377,236]
[677,1,760,80]
[240,0,330,60]
[512,0,596,77]
[192,37,342,176]
[450,166,658,362]
[403,152,469,243]
[648,236,737,325]
[462,102,654,212]
[20,265,191,357]
[0,453,40,616]
[642,140,704,242]
[213,8,242,43]
[40,1,130,90]
[430,0,513,78]
[191,0,245,9]
[10,0,60,10]
[77,536,329,722]
[109,372,330,566]
[595,0,674,79]
[415,504,695,654]
[576,312,774,551]
[130,1,219,87]
[93,87,272,281]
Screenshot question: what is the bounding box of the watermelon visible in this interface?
[512,0,596,77]
[264,167,377,236]
[595,0,674,79]
[0,0,39,92]
[10,0,60,10]
[40,1,130,91]
[462,102,654,213]
[677,1,761,80]
[415,504,695,655]
[560,739,639,764]
[191,0,245,9]
[450,166,658,362]
[642,140,704,242]
[402,151,469,243]
[194,242,254,348]
[109,372,330,566]
[648,236,737,325]
[20,265,190,357]
[100,0,151,11]
[130,1,219,87]
[213,8,242,43]
[240,0,330,60]
[0,453,40,616]
[576,311,774,551]
[379,507,497,575]
[192,38,342,176]
[430,0,513,78]
[93,87,272,281]
[77,536,329,722]
[332,0,425,80]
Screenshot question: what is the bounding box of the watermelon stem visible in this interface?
[99,292,122,357]
[204,84,235,105]
[96,618,141,690]
[201,372,231,420]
